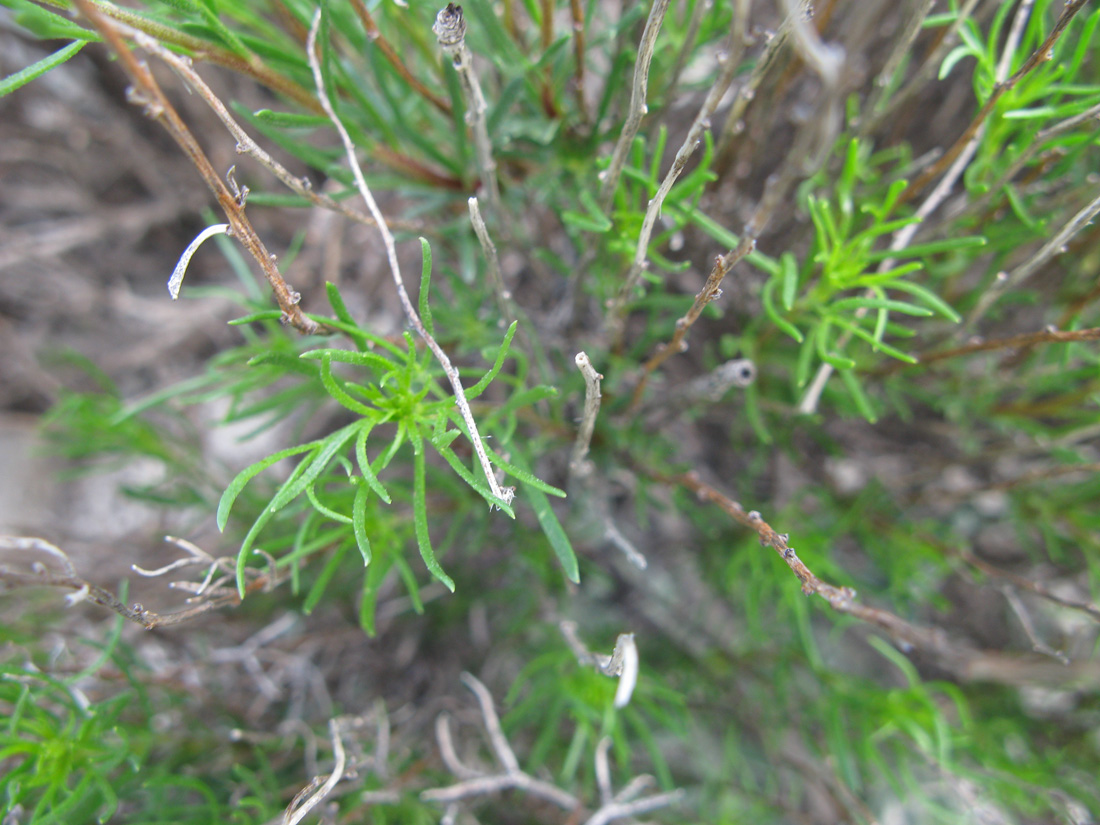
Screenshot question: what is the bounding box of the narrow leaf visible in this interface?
[217,441,320,531]
[0,40,86,98]
[352,481,372,566]
[413,447,455,592]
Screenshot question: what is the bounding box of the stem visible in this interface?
[71,0,323,335]
[306,10,509,508]
[434,4,501,216]
[598,0,671,211]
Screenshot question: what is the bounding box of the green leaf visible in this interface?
[252,108,330,128]
[268,422,359,512]
[319,354,375,415]
[0,40,87,98]
[217,441,320,531]
[354,422,392,504]
[867,235,986,261]
[523,484,580,583]
[839,368,878,423]
[780,252,799,311]
[762,279,804,343]
[419,238,434,337]
[228,310,284,325]
[830,297,933,317]
[352,481,372,566]
[466,321,518,399]
[413,445,455,591]
[303,543,350,614]
[429,432,516,516]
[887,280,962,322]
[484,448,566,498]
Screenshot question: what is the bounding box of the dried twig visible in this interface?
[468,196,512,318]
[598,0,672,210]
[857,0,980,138]
[1000,585,1070,665]
[628,238,755,410]
[879,325,1100,372]
[0,535,275,629]
[714,2,808,173]
[307,10,511,509]
[349,0,452,115]
[423,672,680,822]
[434,4,501,215]
[966,185,1100,330]
[569,0,589,122]
[282,719,347,825]
[70,0,325,335]
[607,5,748,338]
[570,352,603,479]
[560,621,640,707]
[899,0,1091,206]
[108,28,403,234]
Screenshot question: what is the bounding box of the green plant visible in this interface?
[3,0,1100,823]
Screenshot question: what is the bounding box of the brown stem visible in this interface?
[569,0,588,122]
[628,237,755,411]
[898,0,1090,206]
[71,0,325,334]
[349,0,453,115]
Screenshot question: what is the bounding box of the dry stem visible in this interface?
[672,473,1100,687]
[349,0,452,115]
[607,4,747,338]
[306,11,510,508]
[434,4,501,215]
[467,196,512,318]
[628,237,755,410]
[0,535,276,629]
[570,352,603,479]
[71,0,324,335]
[597,0,671,210]
[898,0,1091,207]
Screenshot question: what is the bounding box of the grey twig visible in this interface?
[966,185,1100,329]
[1,535,276,629]
[468,196,512,318]
[113,28,399,233]
[559,622,640,707]
[435,4,500,215]
[423,671,678,818]
[598,0,672,210]
[583,789,685,825]
[307,10,511,510]
[70,0,324,335]
[282,719,347,825]
[1000,585,1070,665]
[459,672,519,774]
[857,0,981,138]
[608,4,748,338]
[628,239,755,411]
[714,4,806,170]
[570,352,603,480]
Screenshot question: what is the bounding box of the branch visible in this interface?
[0,535,277,629]
[434,4,501,215]
[607,6,748,339]
[349,0,452,115]
[570,352,604,480]
[670,474,1100,687]
[597,0,671,210]
[70,0,324,335]
[306,10,511,508]
[898,0,1091,206]
[628,239,755,411]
